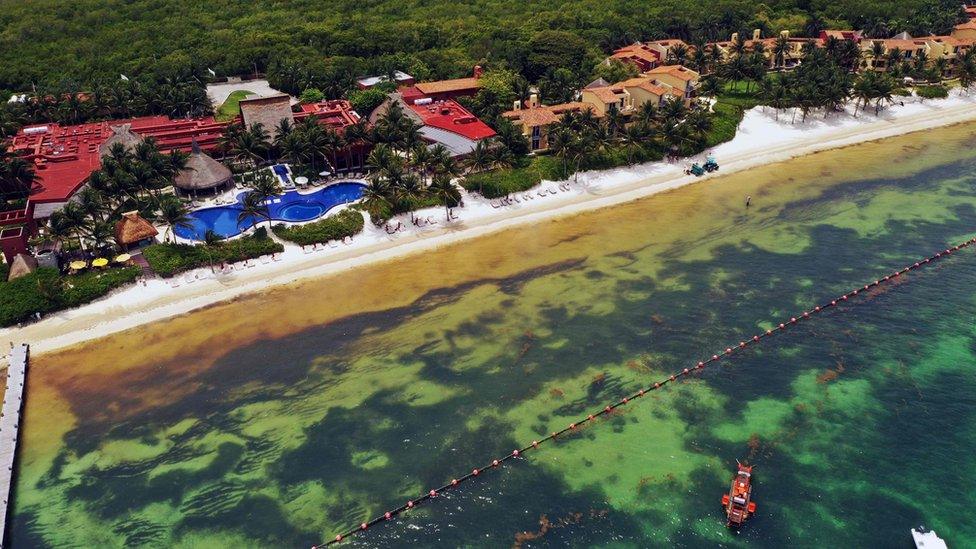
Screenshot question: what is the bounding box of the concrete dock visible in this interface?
[0,344,28,546]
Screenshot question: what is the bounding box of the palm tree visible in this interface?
[411,144,433,185]
[871,73,895,114]
[773,35,790,69]
[958,50,976,91]
[668,43,690,65]
[620,124,647,164]
[547,127,574,179]
[159,196,193,242]
[238,192,271,231]
[250,170,283,201]
[467,140,494,174]
[660,97,688,125]
[636,101,660,127]
[428,173,461,220]
[0,153,40,201]
[360,179,392,221]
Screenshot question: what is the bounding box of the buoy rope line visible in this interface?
[318,237,975,546]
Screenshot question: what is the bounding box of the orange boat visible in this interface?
[721,462,756,528]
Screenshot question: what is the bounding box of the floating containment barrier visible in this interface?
[317,238,970,546]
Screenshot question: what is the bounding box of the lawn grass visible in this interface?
[215,89,254,121]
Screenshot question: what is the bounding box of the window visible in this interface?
[532,126,541,150]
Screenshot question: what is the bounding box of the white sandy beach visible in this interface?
[6,90,976,354]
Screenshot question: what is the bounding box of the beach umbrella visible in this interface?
[295,176,309,186]
[92,258,109,268]
[69,260,88,270]
[318,170,332,177]
[114,253,132,263]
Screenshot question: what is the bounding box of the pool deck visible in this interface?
[0,343,28,544]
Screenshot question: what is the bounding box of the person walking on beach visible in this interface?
[745,195,752,208]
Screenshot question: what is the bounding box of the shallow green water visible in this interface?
[11,125,976,547]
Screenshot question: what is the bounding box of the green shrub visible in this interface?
[705,101,745,148]
[0,266,140,327]
[360,194,458,225]
[462,156,563,199]
[916,85,948,99]
[143,233,283,277]
[0,262,8,281]
[272,210,364,245]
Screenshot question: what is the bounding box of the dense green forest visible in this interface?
[0,0,965,96]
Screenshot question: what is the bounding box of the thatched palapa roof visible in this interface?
[99,123,145,157]
[7,253,37,281]
[174,141,233,191]
[115,211,158,245]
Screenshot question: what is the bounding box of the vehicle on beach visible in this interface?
[687,156,720,177]
[721,462,756,528]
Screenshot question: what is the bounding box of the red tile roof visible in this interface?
[502,102,591,127]
[405,99,495,141]
[10,115,229,203]
[645,65,699,82]
[8,99,362,205]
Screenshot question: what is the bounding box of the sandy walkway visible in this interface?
[6,91,976,354]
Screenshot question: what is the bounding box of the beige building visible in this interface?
[952,21,976,41]
[643,65,700,100]
[502,96,593,152]
[580,68,695,118]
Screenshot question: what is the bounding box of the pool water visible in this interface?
[174,182,366,240]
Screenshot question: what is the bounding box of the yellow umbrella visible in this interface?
[69,260,88,270]
[92,258,109,268]
[114,253,132,263]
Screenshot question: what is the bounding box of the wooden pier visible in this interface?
[0,344,28,546]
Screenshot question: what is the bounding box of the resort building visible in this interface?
[403,96,496,156]
[399,66,484,101]
[502,96,592,152]
[706,30,816,68]
[581,75,677,117]
[294,100,370,171]
[608,40,690,72]
[645,40,691,64]
[6,253,37,281]
[608,43,661,72]
[239,94,294,137]
[820,30,864,43]
[114,211,159,251]
[2,97,370,260]
[953,20,976,41]
[644,65,700,100]
[173,141,235,197]
[8,115,229,214]
[356,71,415,90]
[387,81,496,156]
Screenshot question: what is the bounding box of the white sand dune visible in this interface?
[6,90,976,354]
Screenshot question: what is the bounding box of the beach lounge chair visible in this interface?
[260,255,270,264]
[490,201,500,208]
[329,240,339,248]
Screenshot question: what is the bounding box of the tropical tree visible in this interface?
[159,195,193,242]
[238,191,271,230]
[467,140,494,174]
[428,173,461,220]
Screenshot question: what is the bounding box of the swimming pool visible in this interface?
[174,182,366,240]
